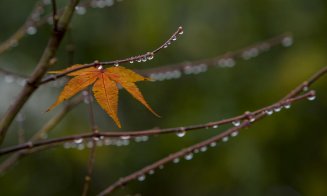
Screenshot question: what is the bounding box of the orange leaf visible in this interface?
[47,65,159,128]
[47,73,99,111]
[93,73,121,128]
[106,67,160,117]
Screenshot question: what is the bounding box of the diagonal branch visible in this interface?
[137,33,292,79]
[40,26,184,85]
[0,0,80,145]
[0,96,82,174]
[97,65,326,195]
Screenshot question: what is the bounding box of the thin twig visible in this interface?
[39,26,184,84]
[0,0,80,145]
[51,0,59,32]
[137,33,292,78]
[0,1,46,54]
[0,89,317,156]
[0,97,82,174]
[82,89,98,196]
[97,66,325,195]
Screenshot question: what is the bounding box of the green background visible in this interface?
[0,0,327,195]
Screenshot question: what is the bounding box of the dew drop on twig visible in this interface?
[210,142,217,147]
[222,136,229,142]
[176,128,186,137]
[173,158,180,164]
[307,94,316,101]
[231,131,239,137]
[282,36,293,47]
[200,146,207,152]
[265,109,273,115]
[232,120,240,127]
[148,170,155,175]
[184,153,193,160]
[74,138,83,144]
[137,175,146,182]
[26,26,37,35]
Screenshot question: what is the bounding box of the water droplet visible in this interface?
[97,65,103,70]
[77,143,85,150]
[282,36,293,47]
[212,125,219,129]
[75,6,86,15]
[172,36,177,41]
[307,95,316,101]
[141,57,147,62]
[136,58,142,63]
[274,106,282,112]
[93,136,100,141]
[284,102,291,109]
[148,170,155,175]
[210,142,217,147]
[167,41,171,45]
[232,120,240,127]
[137,175,146,182]
[173,158,180,163]
[129,60,134,64]
[4,75,14,83]
[120,135,130,140]
[200,146,207,152]
[265,109,273,115]
[146,52,154,60]
[249,116,256,122]
[222,136,229,142]
[74,138,83,144]
[176,128,186,137]
[178,30,184,35]
[163,44,168,48]
[26,26,37,35]
[231,131,239,137]
[114,62,119,66]
[303,85,309,91]
[184,153,193,160]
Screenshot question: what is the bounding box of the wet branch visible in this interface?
[0,0,80,145]
[1,65,325,156]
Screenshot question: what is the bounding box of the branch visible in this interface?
[0,0,80,145]
[0,87,318,156]
[137,33,292,79]
[97,66,326,195]
[39,26,184,84]
[82,90,98,196]
[0,1,46,54]
[96,94,312,196]
[0,96,82,174]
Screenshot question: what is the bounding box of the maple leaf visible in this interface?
[47,65,159,128]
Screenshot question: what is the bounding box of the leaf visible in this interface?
[47,65,159,127]
[93,73,120,128]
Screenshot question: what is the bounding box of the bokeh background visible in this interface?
[0,0,327,195]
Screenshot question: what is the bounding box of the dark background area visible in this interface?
[0,0,327,195]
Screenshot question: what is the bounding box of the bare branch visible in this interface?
[0,86,319,156]
[0,97,82,174]
[0,1,46,54]
[0,0,81,145]
[96,93,313,196]
[82,90,98,196]
[51,0,59,32]
[137,33,292,79]
[39,26,184,84]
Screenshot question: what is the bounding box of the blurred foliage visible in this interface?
[0,0,327,195]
